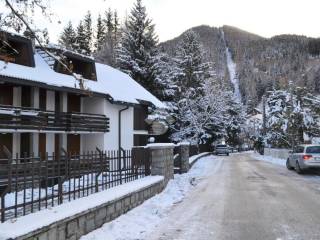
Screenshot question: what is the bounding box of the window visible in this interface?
[20,133,31,158]
[0,133,12,159]
[216,145,227,148]
[306,146,320,154]
[0,84,13,106]
[134,106,148,131]
[294,146,304,153]
[54,55,97,81]
[0,32,35,67]
[39,88,47,111]
[21,86,31,108]
[134,135,148,146]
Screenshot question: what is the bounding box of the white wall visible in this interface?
[103,101,134,151]
[264,148,290,160]
[32,133,39,157]
[46,90,55,111]
[13,86,21,107]
[61,92,68,112]
[12,133,20,157]
[81,134,105,152]
[121,107,134,150]
[82,96,106,115]
[82,98,135,151]
[46,133,55,155]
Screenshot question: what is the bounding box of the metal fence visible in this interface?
[0,147,150,222]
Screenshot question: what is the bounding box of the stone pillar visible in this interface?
[147,143,175,185]
[179,143,190,173]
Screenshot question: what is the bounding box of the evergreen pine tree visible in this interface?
[116,0,161,94]
[170,31,224,144]
[95,14,105,51]
[75,21,87,55]
[105,8,114,34]
[82,11,93,55]
[113,10,120,43]
[95,8,117,66]
[58,21,76,50]
[174,30,211,95]
[225,95,246,146]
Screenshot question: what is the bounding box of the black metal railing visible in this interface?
[0,147,150,222]
[0,104,110,132]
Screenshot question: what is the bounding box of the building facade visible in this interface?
[0,31,164,159]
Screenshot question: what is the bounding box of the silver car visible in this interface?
[287,145,320,174]
[215,144,230,156]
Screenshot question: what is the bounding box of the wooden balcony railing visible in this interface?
[0,105,109,132]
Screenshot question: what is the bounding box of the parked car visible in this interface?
[228,146,234,153]
[287,145,320,174]
[215,144,230,156]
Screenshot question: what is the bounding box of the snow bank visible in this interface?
[0,176,164,240]
[146,143,175,148]
[81,155,220,240]
[189,152,211,164]
[232,150,254,155]
[251,153,286,166]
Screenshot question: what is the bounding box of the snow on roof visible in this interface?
[95,63,164,108]
[0,53,164,108]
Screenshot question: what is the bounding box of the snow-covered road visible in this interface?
[82,153,320,240]
[81,155,222,240]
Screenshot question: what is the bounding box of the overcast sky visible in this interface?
[40,0,320,43]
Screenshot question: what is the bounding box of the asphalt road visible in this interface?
[146,153,320,240]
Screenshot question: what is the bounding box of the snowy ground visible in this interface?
[0,176,163,240]
[189,152,211,164]
[81,155,220,240]
[251,152,286,166]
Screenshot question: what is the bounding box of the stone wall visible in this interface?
[10,144,176,240]
[179,143,190,173]
[17,181,164,240]
[148,144,175,185]
[264,148,290,160]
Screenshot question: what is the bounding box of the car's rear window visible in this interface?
[306,146,320,154]
[217,145,227,148]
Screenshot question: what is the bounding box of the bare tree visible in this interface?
[1,0,89,91]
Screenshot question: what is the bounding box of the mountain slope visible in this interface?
[160,25,320,112]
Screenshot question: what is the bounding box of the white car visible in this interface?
[215,144,230,156]
[287,145,320,174]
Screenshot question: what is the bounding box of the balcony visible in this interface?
[0,105,109,133]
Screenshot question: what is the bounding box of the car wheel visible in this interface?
[286,159,294,170]
[295,161,304,174]
[227,153,229,156]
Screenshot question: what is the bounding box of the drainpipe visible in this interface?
[118,106,129,184]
